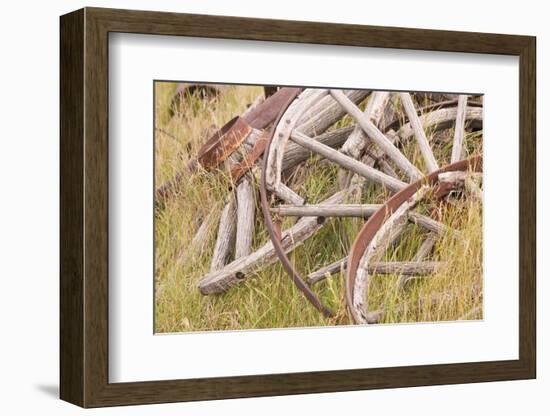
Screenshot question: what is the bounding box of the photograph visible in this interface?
[154,82,484,333]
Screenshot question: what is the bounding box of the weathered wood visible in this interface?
[230,129,268,183]
[339,91,391,188]
[352,186,428,323]
[307,256,443,284]
[226,128,264,172]
[290,130,407,192]
[438,171,467,191]
[282,125,354,171]
[273,183,305,205]
[307,257,348,284]
[209,196,237,272]
[265,89,328,191]
[199,190,349,294]
[341,91,391,160]
[409,211,460,237]
[271,203,458,237]
[371,218,408,261]
[354,129,401,182]
[235,178,255,258]
[399,93,439,173]
[370,261,444,275]
[224,152,241,172]
[272,203,380,218]
[379,92,401,132]
[397,232,438,289]
[296,90,370,137]
[414,232,438,260]
[397,107,483,142]
[330,89,423,181]
[451,95,469,163]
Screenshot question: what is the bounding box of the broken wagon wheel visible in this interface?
[260,88,482,319]
[198,89,370,297]
[346,156,482,324]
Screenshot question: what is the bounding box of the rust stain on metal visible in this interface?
[243,87,304,129]
[194,116,252,170]
[228,88,305,181]
[230,131,270,183]
[345,156,482,324]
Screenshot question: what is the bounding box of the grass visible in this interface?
[154,82,483,333]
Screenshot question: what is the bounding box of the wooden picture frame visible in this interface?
[60,7,536,408]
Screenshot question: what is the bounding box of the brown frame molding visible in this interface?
[60,7,536,408]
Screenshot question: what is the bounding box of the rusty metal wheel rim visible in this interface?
[260,89,334,317]
[345,156,483,324]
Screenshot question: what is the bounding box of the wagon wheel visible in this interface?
[260,88,483,322]
[197,88,370,293]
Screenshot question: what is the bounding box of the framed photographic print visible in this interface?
[60,7,536,408]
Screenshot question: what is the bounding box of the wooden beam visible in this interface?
[210,196,237,272]
[235,178,255,258]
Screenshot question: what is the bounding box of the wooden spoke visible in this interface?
[451,94,469,163]
[399,92,439,172]
[270,203,458,237]
[272,183,305,205]
[308,257,444,285]
[330,89,423,181]
[271,203,379,218]
[289,130,407,192]
[282,125,354,171]
[397,232,438,289]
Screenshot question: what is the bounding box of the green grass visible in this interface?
[154,83,483,333]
